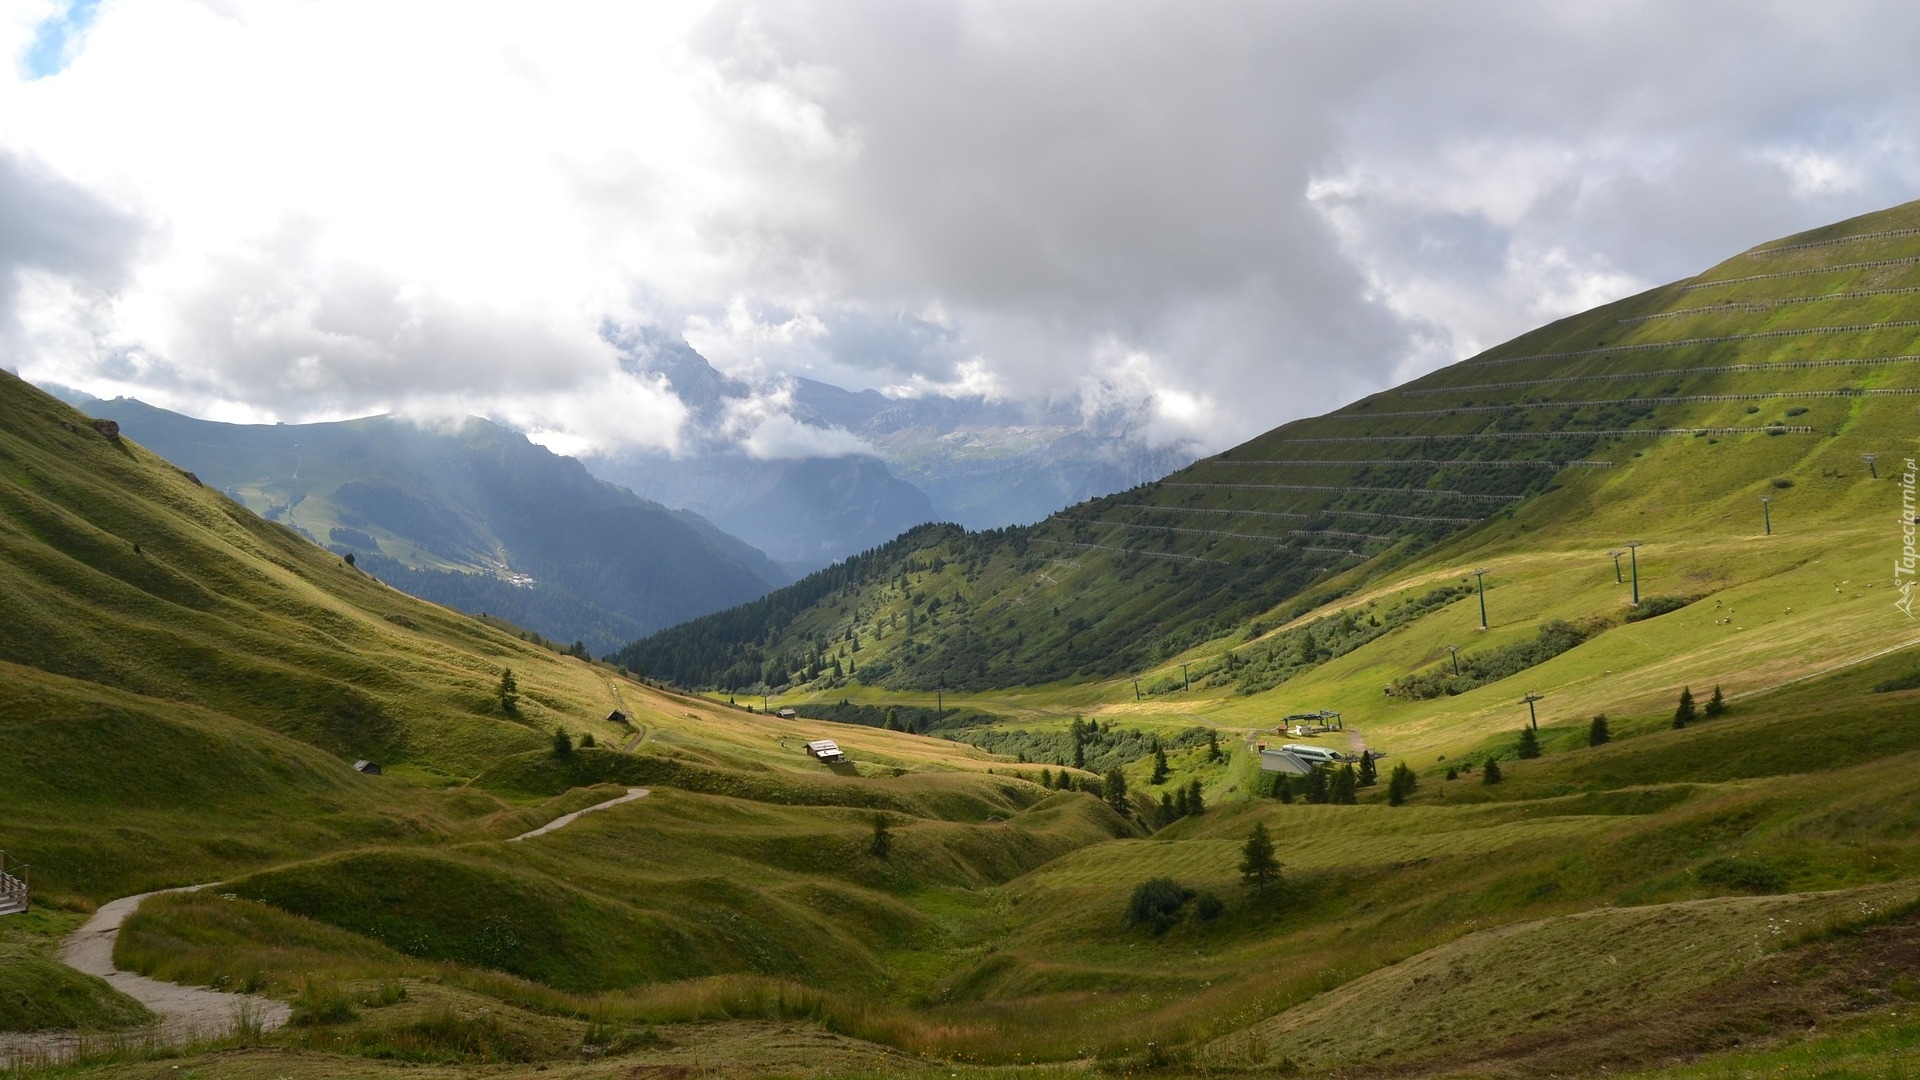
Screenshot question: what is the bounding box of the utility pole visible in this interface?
[1472,568,1490,630]
[1760,496,1773,536]
[1180,662,1191,692]
[936,690,943,718]
[1625,541,1643,607]
[1521,691,1544,731]
[1445,643,1461,676]
[1133,677,1141,702]
[1864,453,1879,479]
[1608,550,1624,584]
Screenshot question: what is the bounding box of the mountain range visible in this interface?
[52,393,790,655]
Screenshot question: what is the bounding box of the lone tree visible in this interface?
[1482,758,1504,785]
[1517,725,1542,759]
[1206,729,1223,763]
[551,727,573,758]
[1239,823,1280,891]
[1674,686,1697,729]
[1150,743,1171,785]
[1357,750,1377,787]
[1387,762,1418,806]
[1104,767,1130,815]
[1589,714,1611,746]
[1705,685,1727,718]
[869,814,892,858]
[498,667,519,715]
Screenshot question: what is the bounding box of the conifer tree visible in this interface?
[1273,774,1294,804]
[498,667,519,715]
[869,814,891,858]
[1305,767,1331,804]
[1186,778,1206,815]
[1387,762,1417,806]
[580,732,595,749]
[1150,744,1170,785]
[1040,767,1053,789]
[1482,758,1504,785]
[1239,823,1280,891]
[1674,686,1697,728]
[1159,792,1176,825]
[551,727,573,758]
[1173,785,1191,818]
[1331,764,1358,804]
[1104,767,1130,814]
[1705,685,1726,718]
[1357,750,1377,787]
[1517,725,1541,759]
[1589,714,1611,746]
[1206,729,1222,763]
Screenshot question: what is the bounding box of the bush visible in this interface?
[1195,893,1226,921]
[1386,762,1417,806]
[290,978,359,1027]
[1625,595,1697,622]
[1481,759,1503,785]
[1696,857,1787,894]
[1126,878,1194,935]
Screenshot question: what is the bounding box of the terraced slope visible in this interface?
[620,199,1920,697]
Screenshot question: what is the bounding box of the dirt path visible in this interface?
[0,886,291,1064]
[508,787,649,842]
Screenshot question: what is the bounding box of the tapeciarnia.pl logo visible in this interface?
[1898,457,1918,619]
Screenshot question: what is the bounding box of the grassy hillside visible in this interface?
[9,204,1920,1079]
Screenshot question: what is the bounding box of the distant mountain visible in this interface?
[55,394,789,654]
[585,330,1198,570]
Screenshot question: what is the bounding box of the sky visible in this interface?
[2,0,1919,459]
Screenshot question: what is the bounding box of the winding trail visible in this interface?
[0,887,291,1064]
[508,787,650,842]
[3,787,651,1062]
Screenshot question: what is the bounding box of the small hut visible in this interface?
[802,739,845,764]
[353,759,383,775]
[606,709,630,726]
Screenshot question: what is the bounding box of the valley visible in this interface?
[4,203,1920,1079]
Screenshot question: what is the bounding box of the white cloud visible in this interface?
[5,0,1920,461]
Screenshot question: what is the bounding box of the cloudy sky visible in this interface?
[3,0,1918,457]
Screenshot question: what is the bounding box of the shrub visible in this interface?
[1195,893,1226,921]
[1696,857,1787,894]
[1126,878,1194,935]
[869,814,891,859]
[290,978,359,1027]
[552,728,574,757]
[1481,759,1503,785]
[1771,476,1795,488]
[1625,595,1697,622]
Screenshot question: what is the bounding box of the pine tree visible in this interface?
[1150,744,1170,785]
[1206,729,1222,763]
[1387,762,1417,806]
[1331,764,1358,805]
[1104,767,1130,814]
[1173,785,1191,818]
[1705,684,1726,718]
[1517,725,1542,759]
[1239,823,1280,891]
[552,727,573,758]
[869,814,891,858]
[1357,750,1377,787]
[1588,714,1611,746]
[1159,792,1176,825]
[1273,774,1294,804]
[1186,779,1206,815]
[1674,686,1697,729]
[1073,738,1086,771]
[885,707,901,731]
[1482,758,1504,785]
[498,667,519,715]
[1305,767,1330,804]
[580,732,596,749]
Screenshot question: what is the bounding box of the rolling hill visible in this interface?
[5,203,1920,1079]
[52,394,790,654]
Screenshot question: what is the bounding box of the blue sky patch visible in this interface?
[23,0,102,79]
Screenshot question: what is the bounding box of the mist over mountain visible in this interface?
[585,329,1199,570]
[52,390,788,654]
